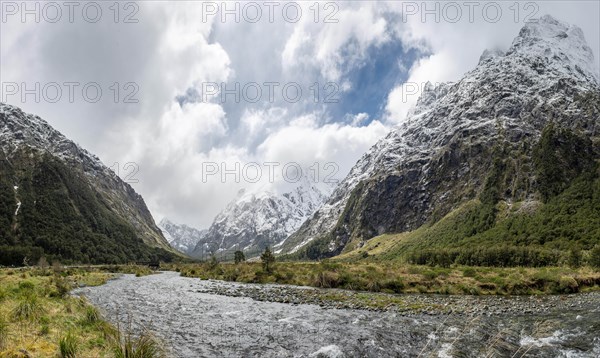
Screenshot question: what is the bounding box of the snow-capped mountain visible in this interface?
[0,103,176,264]
[281,15,600,257]
[191,174,335,259]
[158,219,207,255]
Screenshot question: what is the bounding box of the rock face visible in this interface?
[0,103,176,264]
[282,15,600,258]
[191,175,334,259]
[159,219,207,255]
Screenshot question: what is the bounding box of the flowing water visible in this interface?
[73,272,600,358]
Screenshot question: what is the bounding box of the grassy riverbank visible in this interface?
[164,261,600,296]
[0,266,164,358]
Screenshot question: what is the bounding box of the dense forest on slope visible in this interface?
[0,149,177,266]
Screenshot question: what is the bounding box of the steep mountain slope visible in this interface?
[283,15,600,259]
[191,176,334,259]
[0,103,178,265]
[158,219,207,255]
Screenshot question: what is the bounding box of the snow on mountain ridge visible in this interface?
[0,104,106,174]
[191,172,336,258]
[158,218,207,254]
[509,15,599,83]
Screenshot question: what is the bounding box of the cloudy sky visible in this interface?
[1,1,599,228]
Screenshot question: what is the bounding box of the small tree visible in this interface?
[261,247,275,274]
[234,251,245,264]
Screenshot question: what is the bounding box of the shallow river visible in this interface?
[73,271,600,357]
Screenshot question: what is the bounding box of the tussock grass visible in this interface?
[111,328,166,358]
[59,331,78,358]
[12,294,46,322]
[83,305,101,326]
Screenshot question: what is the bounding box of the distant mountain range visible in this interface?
[158,219,207,255]
[161,175,334,259]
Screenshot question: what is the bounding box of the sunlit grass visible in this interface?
[0,267,162,357]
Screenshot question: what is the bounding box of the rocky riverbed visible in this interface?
[189,276,600,316]
[74,271,600,357]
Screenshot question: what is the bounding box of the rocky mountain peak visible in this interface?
[515,15,582,43]
[508,15,598,83]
